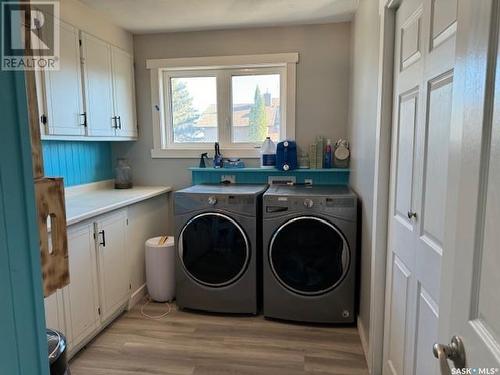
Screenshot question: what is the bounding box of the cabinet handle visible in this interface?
[99,230,106,247]
[80,112,87,127]
[112,116,117,129]
[117,116,122,129]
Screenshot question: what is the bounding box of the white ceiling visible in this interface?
[79,0,358,34]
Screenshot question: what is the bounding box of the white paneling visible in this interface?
[395,89,418,221]
[422,72,453,247]
[387,256,411,375]
[430,0,458,49]
[400,8,422,70]
[413,285,439,375]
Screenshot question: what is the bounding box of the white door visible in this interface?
[63,222,100,349]
[437,0,500,371]
[111,46,137,138]
[95,209,129,322]
[383,0,457,373]
[81,32,115,137]
[39,20,85,136]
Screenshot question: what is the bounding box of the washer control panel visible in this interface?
[303,198,314,208]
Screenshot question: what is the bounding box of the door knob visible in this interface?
[407,211,417,219]
[433,336,466,374]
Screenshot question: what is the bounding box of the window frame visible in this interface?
[148,53,298,158]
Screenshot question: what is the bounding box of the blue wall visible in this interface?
[42,141,114,186]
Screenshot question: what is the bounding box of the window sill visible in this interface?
[150,148,260,159]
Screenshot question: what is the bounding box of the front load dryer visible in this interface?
[262,185,358,323]
[174,184,268,314]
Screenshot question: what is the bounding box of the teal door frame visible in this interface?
[0,68,49,373]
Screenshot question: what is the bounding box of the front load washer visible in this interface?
[263,185,358,323]
[174,184,268,314]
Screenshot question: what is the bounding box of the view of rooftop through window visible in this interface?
[170,73,281,144]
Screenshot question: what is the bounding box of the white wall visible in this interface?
[59,0,133,53]
[348,0,381,366]
[113,23,352,230]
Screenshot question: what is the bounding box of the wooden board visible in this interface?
[35,177,69,297]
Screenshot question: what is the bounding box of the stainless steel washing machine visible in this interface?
[262,185,358,323]
[174,184,268,314]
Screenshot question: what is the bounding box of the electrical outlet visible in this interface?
[221,175,236,184]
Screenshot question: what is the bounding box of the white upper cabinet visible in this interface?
[111,46,137,138]
[81,32,115,137]
[38,21,85,136]
[37,24,137,141]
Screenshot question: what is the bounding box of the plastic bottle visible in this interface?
[260,137,276,169]
[324,139,333,168]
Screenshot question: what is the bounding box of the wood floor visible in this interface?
[70,303,369,375]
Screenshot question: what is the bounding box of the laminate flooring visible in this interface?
[70,303,369,375]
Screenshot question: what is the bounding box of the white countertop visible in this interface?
[63,181,171,227]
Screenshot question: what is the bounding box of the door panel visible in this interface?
[430,0,458,49]
[96,210,129,322]
[63,223,99,348]
[82,32,115,137]
[400,8,423,71]
[395,89,418,225]
[180,213,249,287]
[414,285,439,375]
[438,0,500,369]
[42,21,84,136]
[384,0,456,373]
[387,256,411,375]
[111,46,137,137]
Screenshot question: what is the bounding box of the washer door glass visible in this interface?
[269,216,349,295]
[180,213,249,287]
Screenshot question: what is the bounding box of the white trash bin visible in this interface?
[145,236,175,302]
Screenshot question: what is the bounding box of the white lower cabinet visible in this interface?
[44,208,129,356]
[63,222,100,350]
[95,210,130,322]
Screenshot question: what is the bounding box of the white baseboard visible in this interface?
[357,316,371,373]
[128,283,147,310]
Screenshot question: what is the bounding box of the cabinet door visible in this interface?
[40,21,85,136]
[111,46,137,138]
[81,32,115,137]
[96,210,130,322]
[63,222,100,349]
[44,290,66,334]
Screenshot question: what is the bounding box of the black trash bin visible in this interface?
[46,329,70,375]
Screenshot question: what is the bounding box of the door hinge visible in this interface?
[129,283,131,290]
[126,218,129,226]
[40,114,47,125]
[98,307,101,315]
[79,39,82,46]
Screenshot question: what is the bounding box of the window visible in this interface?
[148,54,298,158]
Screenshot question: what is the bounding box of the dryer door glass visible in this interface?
[180,213,249,287]
[269,216,349,295]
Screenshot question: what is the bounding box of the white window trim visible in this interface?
[147,53,298,158]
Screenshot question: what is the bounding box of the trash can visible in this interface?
[47,329,70,375]
[145,236,175,302]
